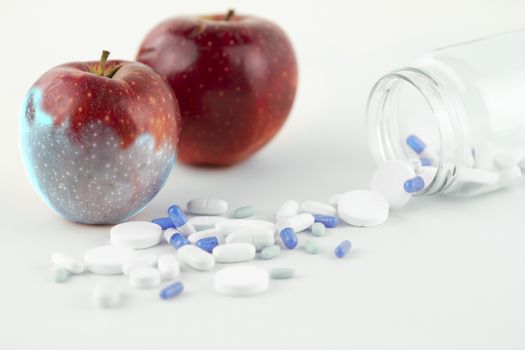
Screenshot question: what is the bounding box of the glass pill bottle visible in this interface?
[367,29,525,196]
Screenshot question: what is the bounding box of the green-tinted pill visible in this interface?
[269,267,295,279]
[54,268,71,283]
[311,222,326,237]
[233,205,256,218]
[260,245,280,259]
[304,239,319,254]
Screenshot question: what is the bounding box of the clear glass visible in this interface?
[367,30,525,196]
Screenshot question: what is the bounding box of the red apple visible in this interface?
[20,51,181,224]
[137,9,298,166]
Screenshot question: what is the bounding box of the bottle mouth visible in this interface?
[366,67,465,195]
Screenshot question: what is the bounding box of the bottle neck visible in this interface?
[367,67,467,195]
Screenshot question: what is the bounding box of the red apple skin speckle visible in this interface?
[137,13,298,166]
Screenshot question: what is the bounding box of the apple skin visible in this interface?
[137,13,298,166]
[19,58,180,224]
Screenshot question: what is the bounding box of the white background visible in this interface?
[1,0,525,349]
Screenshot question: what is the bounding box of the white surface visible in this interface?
[214,266,269,296]
[338,190,390,227]
[2,0,525,349]
[110,221,162,250]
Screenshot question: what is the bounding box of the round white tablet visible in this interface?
[110,221,162,250]
[84,245,137,275]
[129,267,161,289]
[370,160,416,209]
[338,190,389,227]
[214,266,269,296]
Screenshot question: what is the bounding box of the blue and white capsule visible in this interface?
[404,176,425,193]
[167,204,196,236]
[313,214,339,228]
[280,227,298,249]
[151,217,175,230]
[406,135,438,161]
[164,228,190,249]
[335,240,352,258]
[160,281,184,300]
[196,236,219,253]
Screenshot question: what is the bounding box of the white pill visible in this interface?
[110,221,162,250]
[275,200,299,220]
[226,228,275,251]
[498,166,522,186]
[188,228,226,244]
[214,266,269,296]
[328,194,342,206]
[370,160,416,209]
[51,252,84,274]
[338,190,389,227]
[84,245,137,275]
[157,254,180,280]
[216,219,276,235]
[300,200,337,216]
[276,213,315,233]
[213,243,256,263]
[189,216,226,231]
[177,245,215,271]
[122,254,157,275]
[93,280,121,308]
[457,168,499,185]
[187,197,228,215]
[129,267,161,289]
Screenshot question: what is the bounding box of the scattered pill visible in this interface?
[189,216,226,231]
[403,176,425,193]
[310,222,326,237]
[110,221,162,250]
[335,240,352,258]
[232,205,256,218]
[177,245,215,271]
[225,228,275,251]
[84,245,137,275]
[276,213,314,233]
[187,197,228,215]
[275,199,299,220]
[304,239,319,254]
[406,135,438,160]
[269,267,295,280]
[51,252,84,274]
[188,228,226,244]
[129,267,161,289]
[457,168,499,185]
[300,200,337,216]
[280,227,298,249]
[213,243,256,263]
[328,194,342,206]
[216,219,276,235]
[157,254,180,280]
[167,204,196,236]
[164,228,190,249]
[370,160,416,208]
[214,266,269,296]
[338,190,389,227]
[260,245,281,259]
[54,268,71,283]
[313,214,338,228]
[92,280,121,309]
[160,282,184,300]
[196,236,219,253]
[151,217,175,230]
[122,254,157,275]
[419,157,432,166]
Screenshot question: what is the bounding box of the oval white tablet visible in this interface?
[213,243,256,263]
[157,254,180,280]
[129,267,161,289]
[338,190,389,227]
[214,266,269,296]
[84,245,137,275]
[177,245,215,271]
[51,252,84,274]
[188,228,227,244]
[370,160,416,209]
[225,228,275,251]
[110,221,162,250]
[275,200,299,220]
[187,197,228,215]
[300,200,337,216]
[122,254,157,275]
[92,280,121,308]
[276,213,314,233]
[189,216,227,231]
[216,219,276,235]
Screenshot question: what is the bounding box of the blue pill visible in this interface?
[403,176,425,193]
[406,135,426,154]
[196,236,219,253]
[335,240,352,258]
[313,214,339,228]
[419,157,432,166]
[169,232,189,249]
[151,217,175,230]
[280,227,297,249]
[167,204,188,227]
[160,281,184,300]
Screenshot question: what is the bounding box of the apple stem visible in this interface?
[98,50,110,76]
[225,9,235,21]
